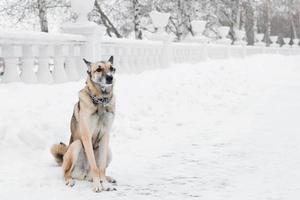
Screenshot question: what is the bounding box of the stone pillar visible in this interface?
[52,45,68,83]
[21,45,38,83]
[65,45,81,81]
[1,45,22,83]
[62,0,106,62]
[62,23,106,62]
[37,45,54,84]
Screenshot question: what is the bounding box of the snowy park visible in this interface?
[1,0,300,200]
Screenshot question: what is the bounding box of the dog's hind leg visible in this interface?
[62,139,83,187]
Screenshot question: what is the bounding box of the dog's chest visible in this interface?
[89,108,114,144]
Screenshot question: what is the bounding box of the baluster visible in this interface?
[113,46,122,72]
[180,48,184,63]
[141,47,146,70]
[1,45,22,83]
[102,45,113,62]
[118,47,125,72]
[114,46,119,65]
[132,47,137,70]
[140,47,146,71]
[195,46,200,62]
[178,48,181,62]
[150,48,156,68]
[100,45,108,60]
[173,48,178,63]
[75,45,85,78]
[127,48,133,72]
[52,45,68,83]
[192,47,196,63]
[135,47,142,72]
[21,45,38,83]
[107,46,114,60]
[141,48,147,70]
[150,47,155,69]
[142,47,147,71]
[130,47,136,72]
[37,45,53,83]
[158,48,164,67]
[147,47,152,69]
[125,46,132,73]
[65,45,80,81]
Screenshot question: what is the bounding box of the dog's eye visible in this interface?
[110,66,115,72]
[96,68,102,72]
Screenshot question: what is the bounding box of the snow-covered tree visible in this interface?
[1,0,300,44]
[0,0,71,32]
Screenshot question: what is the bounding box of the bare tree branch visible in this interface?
[94,0,122,38]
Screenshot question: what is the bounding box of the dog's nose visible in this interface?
[106,75,113,84]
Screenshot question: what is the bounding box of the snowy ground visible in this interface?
[0,55,300,200]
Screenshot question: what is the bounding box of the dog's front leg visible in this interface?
[79,113,101,192]
[98,133,115,190]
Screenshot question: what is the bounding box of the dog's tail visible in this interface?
[50,142,68,166]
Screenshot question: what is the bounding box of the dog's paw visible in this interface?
[100,180,116,191]
[65,179,75,187]
[93,181,102,193]
[106,176,117,185]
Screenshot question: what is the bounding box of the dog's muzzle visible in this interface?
[99,83,113,93]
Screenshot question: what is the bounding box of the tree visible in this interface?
[265,0,272,46]
[155,0,194,41]
[90,0,154,39]
[133,0,142,39]
[243,0,255,45]
[0,0,70,32]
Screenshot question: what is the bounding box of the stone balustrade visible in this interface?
[0,30,300,84]
[0,31,86,83]
[99,37,165,73]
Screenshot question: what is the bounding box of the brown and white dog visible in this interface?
[51,56,116,192]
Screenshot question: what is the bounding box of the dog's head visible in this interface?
[83,56,116,93]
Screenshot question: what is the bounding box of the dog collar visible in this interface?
[89,94,111,106]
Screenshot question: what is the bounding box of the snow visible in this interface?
[0,31,86,44]
[0,54,300,199]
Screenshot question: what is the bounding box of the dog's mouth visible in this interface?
[97,82,113,94]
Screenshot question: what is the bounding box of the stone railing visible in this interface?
[99,38,165,73]
[1,30,300,84]
[0,31,86,83]
[102,40,300,68]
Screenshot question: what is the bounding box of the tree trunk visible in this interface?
[37,0,49,32]
[288,0,297,40]
[243,0,255,45]
[291,16,297,39]
[265,0,271,46]
[133,0,142,39]
[236,0,241,29]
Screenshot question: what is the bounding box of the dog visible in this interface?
[51,56,116,192]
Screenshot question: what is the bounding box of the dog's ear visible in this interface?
[108,56,113,65]
[83,58,91,71]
